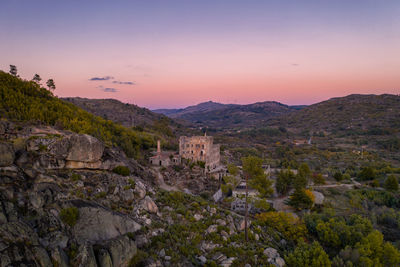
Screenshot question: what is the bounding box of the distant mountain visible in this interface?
[154,100,302,129]
[273,94,400,134]
[63,97,172,128]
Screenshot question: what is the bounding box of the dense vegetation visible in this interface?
[0,71,156,158]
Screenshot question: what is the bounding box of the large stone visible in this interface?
[32,246,52,267]
[206,225,218,234]
[71,201,141,243]
[50,247,69,267]
[275,257,285,267]
[140,196,158,214]
[96,248,113,267]
[0,143,14,167]
[72,244,97,267]
[100,235,137,267]
[312,191,325,205]
[66,134,104,162]
[263,247,278,259]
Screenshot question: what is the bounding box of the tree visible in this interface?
[46,79,56,91]
[358,167,376,181]
[312,173,326,185]
[242,156,273,242]
[32,74,42,84]
[276,168,295,195]
[227,163,239,176]
[294,163,311,189]
[285,241,331,267]
[333,171,344,182]
[288,188,314,210]
[385,175,398,192]
[242,156,273,198]
[9,65,17,76]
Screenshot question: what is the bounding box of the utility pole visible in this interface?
[244,172,248,243]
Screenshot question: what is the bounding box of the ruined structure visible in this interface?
[149,140,180,167]
[179,134,220,171]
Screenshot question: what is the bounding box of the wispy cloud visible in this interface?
[112,81,135,85]
[97,85,118,92]
[89,76,114,81]
[291,63,299,67]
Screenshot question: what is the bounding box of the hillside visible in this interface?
[274,94,400,135]
[155,100,299,129]
[63,97,170,129]
[0,71,156,158]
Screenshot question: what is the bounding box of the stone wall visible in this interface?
[179,135,220,171]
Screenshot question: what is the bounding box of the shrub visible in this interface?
[112,166,130,176]
[333,171,343,181]
[385,175,399,191]
[129,249,148,267]
[285,241,331,267]
[358,167,376,181]
[289,188,314,210]
[60,207,79,227]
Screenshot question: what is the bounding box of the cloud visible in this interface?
[291,63,299,67]
[112,81,135,85]
[97,85,118,92]
[89,76,114,81]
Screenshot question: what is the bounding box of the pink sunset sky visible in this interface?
[1,1,399,109]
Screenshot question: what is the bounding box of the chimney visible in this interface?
[157,140,161,155]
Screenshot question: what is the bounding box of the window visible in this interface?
[202,144,205,149]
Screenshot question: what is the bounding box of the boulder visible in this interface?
[140,196,158,214]
[312,191,325,205]
[194,214,203,221]
[96,248,112,267]
[101,235,137,267]
[72,243,97,267]
[0,143,14,167]
[206,225,218,234]
[275,257,285,267]
[50,247,69,267]
[66,134,104,162]
[263,247,278,259]
[71,201,141,243]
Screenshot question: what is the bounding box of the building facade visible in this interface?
[149,140,181,167]
[179,134,220,171]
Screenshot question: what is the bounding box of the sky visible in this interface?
[1,0,399,109]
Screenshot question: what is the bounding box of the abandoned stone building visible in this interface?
[149,140,181,167]
[179,134,220,171]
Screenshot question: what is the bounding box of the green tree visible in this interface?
[333,171,344,181]
[358,167,376,181]
[242,156,273,198]
[9,65,17,76]
[385,175,398,192]
[312,173,326,185]
[276,168,295,195]
[46,78,56,91]
[227,163,239,176]
[285,241,331,267]
[294,163,311,189]
[288,188,314,210]
[32,74,42,84]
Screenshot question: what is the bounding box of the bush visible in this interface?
[358,167,376,181]
[385,175,399,192]
[129,249,148,267]
[333,171,343,181]
[112,166,130,176]
[60,207,79,227]
[285,241,331,267]
[288,188,314,210]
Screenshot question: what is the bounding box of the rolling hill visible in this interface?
[154,100,301,129]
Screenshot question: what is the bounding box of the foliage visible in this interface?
[60,207,79,227]
[227,163,239,176]
[285,241,331,267]
[256,211,307,241]
[356,230,400,267]
[242,156,273,198]
[289,188,314,210]
[276,168,296,195]
[128,249,148,267]
[0,71,156,158]
[333,171,343,181]
[9,65,17,76]
[358,167,376,181]
[384,175,398,192]
[312,173,326,185]
[112,166,131,176]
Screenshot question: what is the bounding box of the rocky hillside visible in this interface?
[154,101,299,129]
[63,97,175,130]
[0,121,288,267]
